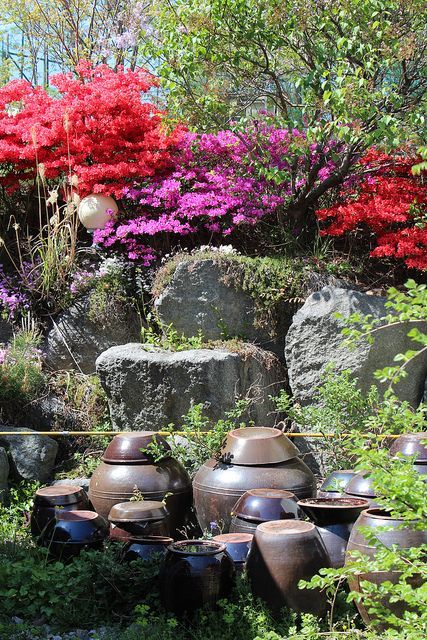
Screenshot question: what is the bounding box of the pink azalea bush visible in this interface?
[94,123,340,263]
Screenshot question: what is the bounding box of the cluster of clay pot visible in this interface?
[29,429,427,619]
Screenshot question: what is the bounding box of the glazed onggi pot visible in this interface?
[193,428,315,532]
[246,520,330,615]
[297,497,369,568]
[31,485,91,537]
[317,470,357,499]
[213,533,253,572]
[346,508,427,626]
[229,489,300,535]
[121,535,174,563]
[40,510,109,561]
[88,432,192,538]
[108,501,170,537]
[160,540,235,614]
[389,432,427,463]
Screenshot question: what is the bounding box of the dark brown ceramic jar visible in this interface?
[121,535,174,562]
[246,520,330,615]
[212,533,253,572]
[346,508,427,626]
[40,510,109,561]
[108,501,170,537]
[297,497,369,568]
[317,470,357,499]
[229,489,300,534]
[160,540,235,614]
[31,485,91,537]
[389,432,427,463]
[88,432,192,538]
[193,428,315,532]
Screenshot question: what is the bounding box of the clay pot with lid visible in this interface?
[213,533,253,572]
[160,540,235,614]
[317,470,357,499]
[389,433,427,477]
[88,432,192,538]
[31,485,91,537]
[193,428,315,532]
[40,510,109,560]
[230,488,300,534]
[246,520,330,615]
[108,501,170,537]
[298,497,369,567]
[346,508,427,625]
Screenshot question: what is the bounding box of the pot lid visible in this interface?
[35,485,87,506]
[389,433,427,463]
[108,501,169,523]
[344,471,377,498]
[232,488,299,522]
[220,427,300,465]
[102,431,171,463]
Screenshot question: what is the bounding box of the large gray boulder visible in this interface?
[44,294,142,374]
[285,286,427,407]
[0,427,58,482]
[154,260,289,358]
[96,343,285,430]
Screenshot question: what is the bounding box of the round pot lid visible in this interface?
[35,485,87,506]
[232,488,299,522]
[389,433,427,463]
[220,427,300,465]
[108,500,169,523]
[344,471,377,498]
[102,431,171,463]
[297,497,370,525]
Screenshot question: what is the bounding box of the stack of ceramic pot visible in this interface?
[160,540,235,614]
[246,520,330,615]
[346,508,427,625]
[389,432,427,474]
[193,427,315,532]
[31,485,91,537]
[40,510,109,561]
[317,470,357,499]
[88,432,192,538]
[230,488,300,534]
[297,497,369,567]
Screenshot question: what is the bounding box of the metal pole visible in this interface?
[0,431,402,439]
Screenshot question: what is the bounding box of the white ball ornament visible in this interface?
[78,194,118,231]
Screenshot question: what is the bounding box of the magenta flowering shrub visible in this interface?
[0,266,30,321]
[94,124,340,262]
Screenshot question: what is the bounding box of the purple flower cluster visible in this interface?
[0,265,30,320]
[94,123,340,262]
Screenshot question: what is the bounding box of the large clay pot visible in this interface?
[246,520,330,615]
[121,536,174,563]
[317,470,357,499]
[389,432,427,463]
[160,540,235,614]
[193,428,315,532]
[31,485,91,537]
[89,432,192,538]
[346,508,427,625]
[229,489,300,534]
[297,497,369,567]
[40,510,109,561]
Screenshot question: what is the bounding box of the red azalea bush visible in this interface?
[317,149,427,270]
[0,61,183,197]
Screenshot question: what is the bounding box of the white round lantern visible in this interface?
[78,194,118,231]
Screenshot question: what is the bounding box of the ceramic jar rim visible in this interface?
[298,498,369,509]
[168,540,227,556]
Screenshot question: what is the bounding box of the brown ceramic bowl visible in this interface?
[389,433,427,463]
[344,471,376,498]
[297,498,370,526]
[220,428,300,465]
[232,488,299,522]
[318,470,357,494]
[102,432,171,463]
[34,485,88,506]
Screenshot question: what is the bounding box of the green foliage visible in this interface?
[86,267,138,326]
[141,315,206,351]
[0,326,46,416]
[0,482,39,546]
